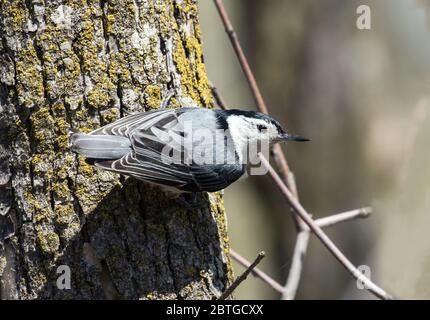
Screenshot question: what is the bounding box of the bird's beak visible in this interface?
[280,133,310,142]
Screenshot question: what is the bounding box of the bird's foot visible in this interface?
[160,90,176,109]
[176,193,208,210]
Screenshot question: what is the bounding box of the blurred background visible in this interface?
[198,0,430,299]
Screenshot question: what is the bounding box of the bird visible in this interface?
[70,107,308,194]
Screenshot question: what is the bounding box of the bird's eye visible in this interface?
[257,124,267,132]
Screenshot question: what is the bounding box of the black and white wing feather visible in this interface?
[91,108,244,192]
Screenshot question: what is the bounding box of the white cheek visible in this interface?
[250,132,269,148]
[268,127,280,141]
[226,116,253,161]
[270,132,279,141]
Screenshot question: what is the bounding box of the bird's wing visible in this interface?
[93,108,244,192]
[96,152,244,192]
[89,108,178,137]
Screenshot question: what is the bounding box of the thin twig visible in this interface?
[213,0,267,114]
[210,83,227,110]
[282,230,310,300]
[219,251,266,300]
[316,207,372,228]
[230,249,284,293]
[259,153,393,300]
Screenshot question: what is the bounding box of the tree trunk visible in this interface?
[0,0,233,299]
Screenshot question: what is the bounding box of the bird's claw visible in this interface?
[176,193,208,210]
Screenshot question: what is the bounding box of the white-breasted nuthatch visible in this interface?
[70,108,308,193]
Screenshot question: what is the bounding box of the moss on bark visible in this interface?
[0,0,233,299]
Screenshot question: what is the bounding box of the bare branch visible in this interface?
[259,153,393,300]
[210,83,227,110]
[213,0,267,114]
[316,207,372,228]
[230,249,284,293]
[282,230,310,300]
[282,207,372,299]
[219,251,266,300]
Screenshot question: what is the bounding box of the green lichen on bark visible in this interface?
[0,0,233,299]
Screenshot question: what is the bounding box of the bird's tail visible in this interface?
[70,133,132,160]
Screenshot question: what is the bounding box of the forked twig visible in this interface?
[259,154,393,300]
[282,206,373,299]
[219,251,266,300]
[229,207,373,298]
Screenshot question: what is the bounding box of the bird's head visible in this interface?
[224,110,309,146]
[221,110,308,164]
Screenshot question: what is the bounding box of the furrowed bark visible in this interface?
[0,0,233,299]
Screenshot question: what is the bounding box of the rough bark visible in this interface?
[0,0,233,299]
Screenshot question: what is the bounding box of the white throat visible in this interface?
[226,115,253,163]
